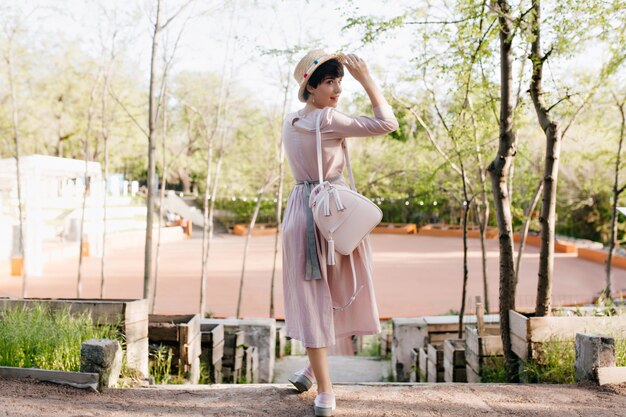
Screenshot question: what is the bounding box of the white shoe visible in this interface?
[288,366,316,393]
[314,392,336,417]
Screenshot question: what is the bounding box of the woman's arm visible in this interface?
[344,54,388,109]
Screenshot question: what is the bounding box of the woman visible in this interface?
[282,49,398,416]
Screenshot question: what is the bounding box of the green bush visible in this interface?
[0,304,120,372]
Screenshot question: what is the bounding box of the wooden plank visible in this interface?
[510,331,528,360]
[122,299,149,325]
[427,344,443,365]
[479,335,504,357]
[201,324,225,346]
[465,346,480,374]
[202,340,224,365]
[124,319,149,343]
[443,339,466,367]
[508,310,529,343]
[409,348,419,382]
[476,301,485,336]
[148,322,178,342]
[126,337,149,376]
[429,332,460,344]
[466,365,480,383]
[0,366,99,390]
[598,366,626,385]
[418,347,428,383]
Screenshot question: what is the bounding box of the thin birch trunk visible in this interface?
[153,81,168,313]
[144,0,162,306]
[236,189,265,319]
[77,75,100,298]
[100,56,113,299]
[488,0,518,382]
[5,34,27,297]
[515,180,543,285]
[529,0,562,317]
[606,97,626,299]
[269,69,292,318]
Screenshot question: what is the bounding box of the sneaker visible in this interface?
[288,366,316,392]
[314,392,336,417]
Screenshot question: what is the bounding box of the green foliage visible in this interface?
[0,304,120,372]
[149,344,174,384]
[521,335,626,384]
[521,340,576,384]
[480,356,506,383]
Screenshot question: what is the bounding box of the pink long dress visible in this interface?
[281,103,398,348]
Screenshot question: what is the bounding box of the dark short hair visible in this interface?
[303,59,344,101]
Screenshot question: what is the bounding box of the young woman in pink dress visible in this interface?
[282,49,398,416]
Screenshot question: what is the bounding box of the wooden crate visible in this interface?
[148,314,201,383]
[427,344,444,383]
[275,325,286,359]
[200,323,224,384]
[509,309,626,361]
[222,330,245,383]
[465,325,503,382]
[242,346,259,383]
[443,339,466,382]
[0,298,148,377]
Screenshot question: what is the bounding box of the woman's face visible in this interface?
[307,76,342,108]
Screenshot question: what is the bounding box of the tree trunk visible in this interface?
[515,180,543,285]
[144,0,162,305]
[237,189,266,319]
[6,37,27,297]
[77,75,100,298]
[606,98,625,299]
[529,0,562,317]
[100,60,112,299]
[487,0,518,382]
[458,193,471,338]
[153,80,168,314]
[270,66,292,318]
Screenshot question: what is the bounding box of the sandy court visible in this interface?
[0,230,625,319]
[1,378,625,417]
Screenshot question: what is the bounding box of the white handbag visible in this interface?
[308,109,382,310]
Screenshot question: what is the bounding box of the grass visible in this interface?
[480,356,506,383]
[0,303,121,372]
[520,336,626,384]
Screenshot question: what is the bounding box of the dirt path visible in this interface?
[2,378,625,417]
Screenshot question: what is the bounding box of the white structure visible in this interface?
[0,155,104,275]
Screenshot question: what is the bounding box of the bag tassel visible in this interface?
[327,237,336,265]
[323,193,331,217]
[333,188,345,211]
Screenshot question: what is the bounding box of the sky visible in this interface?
[15,0,416,113]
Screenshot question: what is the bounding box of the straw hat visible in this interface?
[294,49,345,103]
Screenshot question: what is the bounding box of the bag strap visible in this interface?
[315,108,357,192]
[315,110,324,184]
[314,108,363,311]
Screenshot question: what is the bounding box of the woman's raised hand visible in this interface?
[344,54,371,84]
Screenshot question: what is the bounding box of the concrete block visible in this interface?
[391,318,426,382]
[575,333,616,383]
[80,339,123,390]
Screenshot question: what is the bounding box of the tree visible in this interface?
[2,19,28,297]
[487,0,519,382]
[144,0,193,309]
[606,93,626,299]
